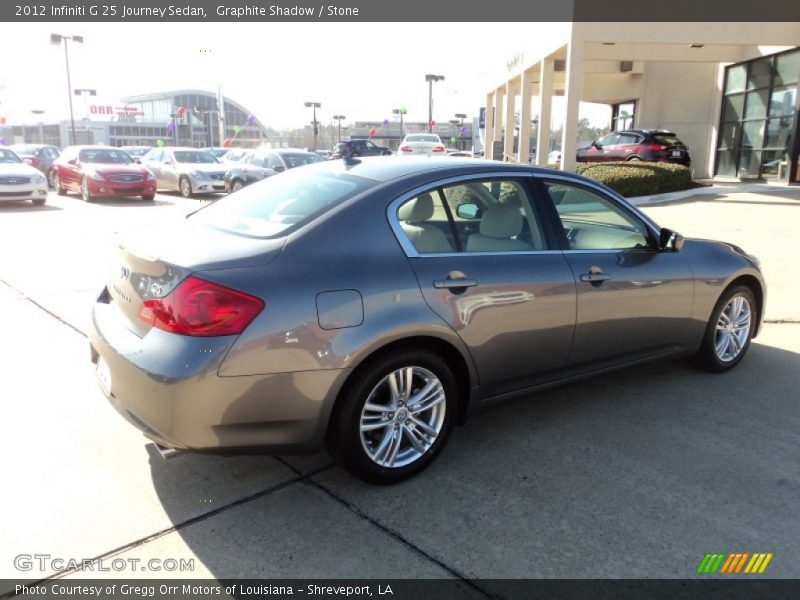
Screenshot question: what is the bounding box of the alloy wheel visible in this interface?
[359,366,446,468]
[714,295,752,362]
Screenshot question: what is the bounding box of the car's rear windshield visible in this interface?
[0,149,22,164]
[280,153,325,168]
[174,151,219,164]
[79,149,132,163]
[652,134,683,145]
[10,145,38,156]
[406,135,441,143]
[190,169,371,238]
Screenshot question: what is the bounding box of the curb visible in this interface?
[628,183,800,206]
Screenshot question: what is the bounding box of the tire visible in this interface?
[231,179,244,192]
[141,194,155,201]
[691,284,757,373]
[54,173,67,196]
[81,178,94,202]
[626,156,642,162]
[179,176,193,198]
[32,198,46,206]
[329,349,458,484]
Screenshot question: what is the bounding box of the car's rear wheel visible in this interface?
[54,172,67,196]
[626,156,642,162]
[81,178,95,202]
[692,284,757,372]
[179,176,193,198]
[329,349,457,484]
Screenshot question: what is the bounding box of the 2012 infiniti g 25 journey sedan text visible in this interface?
[90,157,765,483]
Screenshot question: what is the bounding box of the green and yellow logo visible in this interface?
[697,552,773,574]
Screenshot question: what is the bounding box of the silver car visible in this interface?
[141,147,227,197]
[0,148,49,206]
[90,157,765,483]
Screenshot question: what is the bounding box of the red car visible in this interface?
[577,129,691,167]
[52,146,156,202]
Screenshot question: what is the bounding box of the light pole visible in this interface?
[31,110,45,144]
[51,34,83,145]
[304,101,321,151]
[455,113,466,149]
[392,108,407,143]
[332,115,346,143]
[424,74,445,132]
[194,106,217,146]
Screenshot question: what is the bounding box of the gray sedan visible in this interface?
[90,158,765,483]
[140,147,227,197]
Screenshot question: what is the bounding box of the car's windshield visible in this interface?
[78,149,133,164]
[123,147,150,157]
[0,149,23,164]
[174,151,219,164]
[191,169,370,237]
[406,135,441,143]
[280,153,325,168]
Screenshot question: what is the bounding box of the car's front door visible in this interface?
[391,174,577,399]
[161,151,180,190]
[143,150,163,187]
[540,177,694,367]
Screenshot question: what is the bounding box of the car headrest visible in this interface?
[480,204,523,239]
[398,193,435,223]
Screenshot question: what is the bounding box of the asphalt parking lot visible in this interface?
[1,186,799,588]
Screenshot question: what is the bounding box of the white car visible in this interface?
[398,134,446,156]
[0,148,49,206]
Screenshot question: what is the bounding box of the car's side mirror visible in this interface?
[273,165,285,173]
[658,227,684,252]
[164,160,174,166]
[134,158,142,164]
[591,141,599,148]
[456,202,481,219]
[67,158,77,165]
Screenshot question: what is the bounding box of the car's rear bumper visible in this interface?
[89,299,346,454]
[88,179,156,197]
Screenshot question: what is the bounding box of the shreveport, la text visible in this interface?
[15,584,392,597]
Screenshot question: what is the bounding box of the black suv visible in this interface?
[332,139,392,158]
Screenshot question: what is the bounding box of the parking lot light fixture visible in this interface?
[333,115,346,143]
[304,101,321,151]
[51,33,84,145]
[424,74,445,132]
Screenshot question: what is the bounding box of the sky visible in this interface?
[0,22,608,130]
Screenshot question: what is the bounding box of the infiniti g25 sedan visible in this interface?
[90,157,765,483]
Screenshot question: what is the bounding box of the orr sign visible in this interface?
[88,105,144,119]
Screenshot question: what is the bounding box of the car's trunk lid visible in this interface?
[106,221,284,336]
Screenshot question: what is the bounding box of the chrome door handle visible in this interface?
[580,272,612,283]
[433,278,478,289]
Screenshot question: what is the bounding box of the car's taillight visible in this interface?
[647,144,668,151]
[400,145,412,152]
[138,275,264,337]
[24,158,40,166]
[432,146,445,153]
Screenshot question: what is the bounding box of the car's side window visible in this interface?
[543,180,651,250]
[441,179,546,252]
[266,154,283,169]
[396,192,455,254]
[597,133,620,146]
[617,134,639,145]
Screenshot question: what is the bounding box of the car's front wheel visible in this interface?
[81,178,94,202]
[231,179,244,192]
[329,349,457,484]
[692,284,757,372]
[179,176,193,198]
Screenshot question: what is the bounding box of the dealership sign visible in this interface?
[88,105,144,119]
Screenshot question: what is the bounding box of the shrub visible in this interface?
[574,161,693,198]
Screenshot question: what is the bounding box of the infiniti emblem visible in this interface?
[120,266,130,279]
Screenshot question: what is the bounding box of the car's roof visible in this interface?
[275,148,318,154]
[293,156,557,183]
[623,129,675,135]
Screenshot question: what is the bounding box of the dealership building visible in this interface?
[486,23,800,182]
[1,90,269,149]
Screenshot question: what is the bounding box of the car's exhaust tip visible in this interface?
[147,442,185,460]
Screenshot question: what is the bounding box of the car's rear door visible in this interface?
[538,176,694,367]
[390,172,577,399]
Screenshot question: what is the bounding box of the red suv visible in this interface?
[52,146,156,202]
[577,129,691,167]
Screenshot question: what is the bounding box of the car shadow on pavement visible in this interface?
[145,332,800,579]
[0,201,62,212]
[87,197,176,208]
